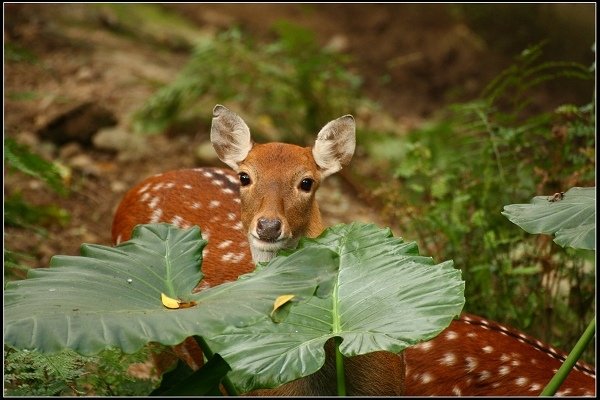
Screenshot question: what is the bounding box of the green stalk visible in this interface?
[335,336,347,396]
[540,317,595,396]
[193,335,239,396]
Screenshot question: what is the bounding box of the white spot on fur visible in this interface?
[445,330,458,340]
[184,184,193,189]
[149,197,160,209]
[116,234,123,245]
[420,373,434,384]
[191,202,201,209]
[529,383,542,392]
[440,352,457,366]
[234,198,241,204]
[221,252,235,262]
[500,353,511,362]
[165,182,175,189]
[233,221,243,231]
[171,215,184,227]
[452,386,461,396]
[209,200,220,208]
[227,212,237,221]
[477,370,491,382]
[217,240,233,249]
[222,188,234,195]
[416,341,433,351]
[202,171,214,178]
[141,192,150,202]
[515,377,528,386]
[152,182,164,191]
[212,179,224,186]
[467,332,477,338]
[465,356,478,372]
[150,208,163,223]
[499,365,511,376]
[483,345,494,353]
[138,183,151,194]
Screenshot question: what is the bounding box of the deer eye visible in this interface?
[239,172,252,187]
[299,178,314,192]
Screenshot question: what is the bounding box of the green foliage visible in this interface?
[365,44,595,361]
[4,138,68,196]
[4,138,71,279]
[4,42,39,64]
[502,188,595,396]
[502,187,595,250]
[3,346,157,396]
[4,193,70,231]
[131,24,365,143]
[3,137,70,229]
[4,223,464,395]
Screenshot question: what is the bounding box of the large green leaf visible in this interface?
[205,223,465,393]
[4,222,464,395]
[501,187,595,250]
[4,223,338,356]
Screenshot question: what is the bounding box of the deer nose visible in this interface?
[256,218,282,242]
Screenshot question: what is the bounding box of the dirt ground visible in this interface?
[3,3,595,272]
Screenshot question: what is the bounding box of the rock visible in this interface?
[58,142,83,160]
[68,153,101,176]
[93,126,151,161]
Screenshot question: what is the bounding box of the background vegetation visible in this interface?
[4,3,595,395]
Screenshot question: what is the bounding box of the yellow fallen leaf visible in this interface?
[270,294,295,317]
[161,292,181,309]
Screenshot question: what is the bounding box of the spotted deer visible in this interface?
[112,105,595,396]
[112,104,405,396]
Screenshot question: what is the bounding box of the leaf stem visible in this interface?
[334,336,347,396]
[193,335,239,396]
[540,317,595,396]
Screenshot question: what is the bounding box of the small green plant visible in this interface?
[4,138,70,280]
[4,346,158,396]
[131,24,366,144]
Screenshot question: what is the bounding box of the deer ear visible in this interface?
[211,105,253,170]
[312,115,356,178]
